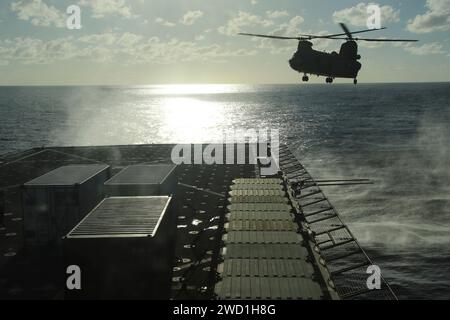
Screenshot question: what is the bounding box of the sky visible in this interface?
[0,0,449,85]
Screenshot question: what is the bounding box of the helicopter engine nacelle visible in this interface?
[297,40,313,52]
[339,41,358,60]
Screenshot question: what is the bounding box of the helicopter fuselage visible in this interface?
[289,40,362,80]
[239,23,418,84]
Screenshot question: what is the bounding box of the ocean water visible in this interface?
[1,83,450,299]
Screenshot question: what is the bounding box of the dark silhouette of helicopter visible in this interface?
[239,23,418,84]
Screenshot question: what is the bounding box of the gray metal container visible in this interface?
[63,196,175,300]
[22,164,111,246]
[104,164,177,197]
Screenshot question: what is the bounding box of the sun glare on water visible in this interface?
[158,96,228,143]
[144,84,245,95]
[137,84,246,143]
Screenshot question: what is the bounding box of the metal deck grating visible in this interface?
[227,220,298,232]
[223,244,310,260]
[228,203,292,211]
[224,231,303,244]
[215,178,326,300]
[227,210,295,221]
[229,189,286,197]
[230,183,284,191]
[67,196,171,237]
[219,258,315,278]
[278,144,398,300]
[214,277,323,300]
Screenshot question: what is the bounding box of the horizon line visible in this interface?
[0,81,449,87]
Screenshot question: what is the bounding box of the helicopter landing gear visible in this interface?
[302,74,309,82]
[325,77,333,83]
[353,78,358,85]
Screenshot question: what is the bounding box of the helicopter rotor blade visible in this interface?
[239,28,390,41]
[238,26,417,42]
[356,38,418,42]
[328,37,418,42]
[238,33,302,40]
[298,28,385,39]
[339,23,353,39]
[305,26,387,39]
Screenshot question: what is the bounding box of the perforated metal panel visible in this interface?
[219,259,315,278]
[222,244,309,259]
[227,211,294,221]
[229,189,286,197]
[215,277,323,300]
[228,203,292,211]
[232,178,282,185]
[105,165,176,184]
[215,178,325,300]
[227,220,298,232]
[67,196,171,238]
[25,164,110,186]
[230,183,284,191]
[224,231,302,244]
[104,165,177,196]
[229,189,288,203]
[278,144,397,300]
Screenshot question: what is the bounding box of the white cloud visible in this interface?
[283,16,304,35]
[117,33,143,46]
[401,42,445,55]
[10,0,65,28]
[266,10,289,19]
[256,16,305,54]
[218,11,274,36]
[332,2,400,27]
[407,0,450,33]
[180,10,204,26]
[155,17,176,27]
[79,33,118,45]
[79,0,134,19]
[0,37,77,64]
[115,36,257,64]
[250,0,258,5]
[261,16,304,39]
[0,33,257,66]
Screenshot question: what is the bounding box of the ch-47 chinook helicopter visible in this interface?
[239,23,418,84]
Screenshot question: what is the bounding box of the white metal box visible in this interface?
[22,164,111,246]
[104,164,177,197]
[63,196,175,300]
